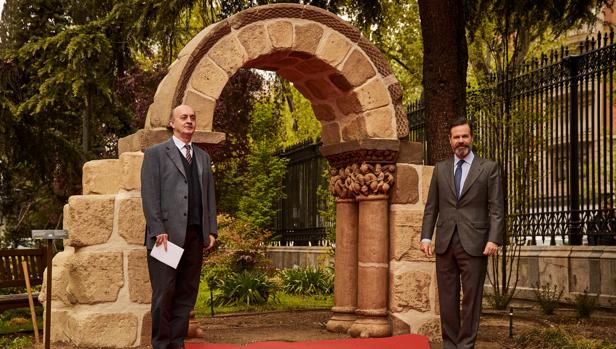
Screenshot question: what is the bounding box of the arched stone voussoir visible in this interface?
[183,89,215,131]
[145,55,190,129]
[237,22,273,61]
[187,56,229,101]
[206,35,247,76]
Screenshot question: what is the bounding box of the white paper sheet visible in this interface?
[150,240,184,269]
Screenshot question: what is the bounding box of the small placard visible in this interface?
[31,230,69,240]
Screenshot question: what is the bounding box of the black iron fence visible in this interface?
[409,32,616,245]
[273,140,331,245]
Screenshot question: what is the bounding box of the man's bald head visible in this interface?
[169,105,196,142]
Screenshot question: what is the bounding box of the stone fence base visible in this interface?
[485,245,616,308]
[265,246,332,269]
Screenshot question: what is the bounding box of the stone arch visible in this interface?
[48,4,439,348]
[139,3,407,147]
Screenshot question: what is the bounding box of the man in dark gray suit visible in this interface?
[141,104,217,349]
[420,117,504,349]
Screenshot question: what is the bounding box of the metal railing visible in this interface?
[409,31,616,245]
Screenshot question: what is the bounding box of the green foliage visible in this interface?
[210,269,277,307]
[237,100,289,230]
[0,336,32,349]
[316,164,336,244]
[359,0,423,103]
[204,214,272,274]
[195,279,333,316]
[516,327,616,349]
[572,289,599,319]
[279,83,321,147]
[533,283,564,315]
[280,266,334,296]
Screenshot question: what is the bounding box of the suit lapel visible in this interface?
[165,138,187,179]
[444,157,456,199]
[459,157,484,199]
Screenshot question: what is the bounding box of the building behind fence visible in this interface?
[409,31,616,245]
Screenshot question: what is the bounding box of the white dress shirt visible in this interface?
[172,135,193,160]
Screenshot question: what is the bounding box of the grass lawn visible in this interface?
[194,280,333,317]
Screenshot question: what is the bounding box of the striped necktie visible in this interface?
[184,144,192,164]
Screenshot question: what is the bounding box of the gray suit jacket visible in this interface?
[421,155,505,256]
[141,138,218,250]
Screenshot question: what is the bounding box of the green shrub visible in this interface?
[515,327,616,349]
[573,289,598,319]
[280,266,333,296]
[204,214,273,274]
[533,283,564,315]
[211,269,277,306]
[0,336,32,349]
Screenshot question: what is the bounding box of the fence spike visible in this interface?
[597,31,602,48]
[604,32,609,46]
[565,45,570,56]
[585,36,590,52]
[611,28,615,44]
[591,36,596,50]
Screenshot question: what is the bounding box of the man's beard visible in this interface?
[454,144,470,157]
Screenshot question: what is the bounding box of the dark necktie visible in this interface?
[454,160,464,200]
[184,144,192,164]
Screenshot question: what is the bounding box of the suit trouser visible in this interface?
[436,230,487,349]
[148,226,203,349]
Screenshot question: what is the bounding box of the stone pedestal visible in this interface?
[349,195,391,338]
[326,198,358,333]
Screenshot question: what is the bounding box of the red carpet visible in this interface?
[185,334,430,349]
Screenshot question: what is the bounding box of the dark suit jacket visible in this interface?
[421,155,505,256]
[141,138,218,250]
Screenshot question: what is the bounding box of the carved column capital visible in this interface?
[329,162,396,200]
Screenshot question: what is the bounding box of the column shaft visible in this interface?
[326,199,358,333]
[349,196,391,338]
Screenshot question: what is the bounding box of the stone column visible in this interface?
[348,163,395,338]
[326,197,358,333]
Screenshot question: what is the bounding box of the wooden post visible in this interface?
[21,260,40,344]
[45,239,52,349]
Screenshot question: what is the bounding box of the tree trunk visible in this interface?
[418,0,468,164]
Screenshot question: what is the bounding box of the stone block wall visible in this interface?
[487,245,616,307]
[388,163,441,342]
[39,152,151,348]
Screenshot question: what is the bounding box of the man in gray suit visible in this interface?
[420,117,504,349]
[141,104,218,349]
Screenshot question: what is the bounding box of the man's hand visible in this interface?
[156,233,168,252]
[483,241,499,256]
[204,235,216,252]
[420,242,432,257]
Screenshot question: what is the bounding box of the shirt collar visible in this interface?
[455,151,474,165]
[172,135,192,150]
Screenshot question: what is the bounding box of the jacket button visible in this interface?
[183,213,187,216]
[184,196,187,199]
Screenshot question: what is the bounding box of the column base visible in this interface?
[326,312,356,333]
[349,316,391,338]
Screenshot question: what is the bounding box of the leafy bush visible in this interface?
[0,336,32,349]
[515,327,616,349]
[573,289,598,319]
[211,270,277,306]
[533,283,564,315]
[280,266,333,296]
[204,214,273,274]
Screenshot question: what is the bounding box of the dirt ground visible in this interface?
[191,308,616,349]
[20,307,616,348]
